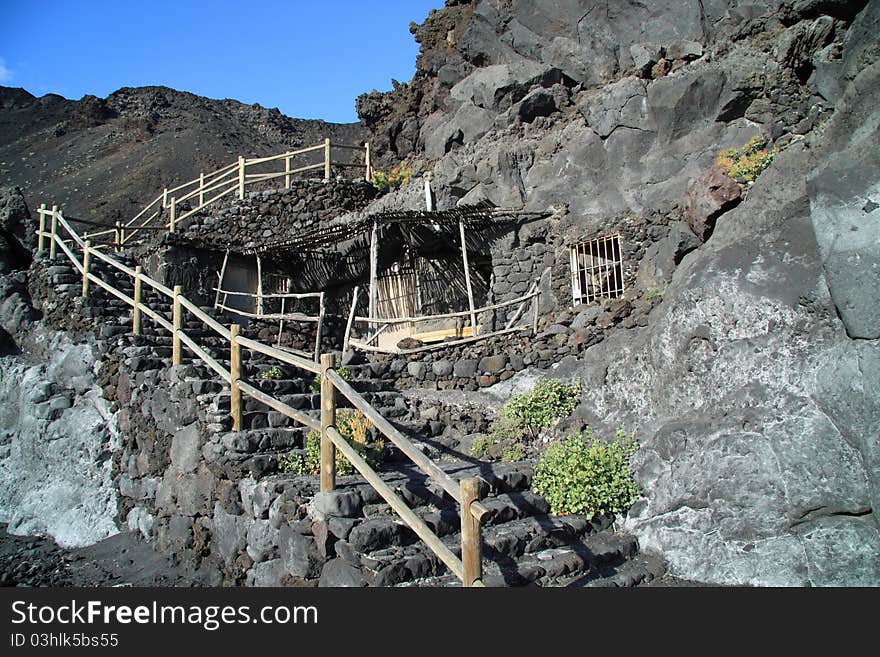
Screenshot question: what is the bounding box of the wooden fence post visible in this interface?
[323,138,331,182]
[119,221,126,246]
[169,196,177,233]
[238,156,246,199]
[49,205,58,260]
[343,286,360,353]
[285,156,291,188]
[114,221,121,253]
[460,477,483,587]
[81,240,91,297]
[320,352,337,492]
[172,285,182,366]
[199,173,205,206]
[230,324,242,431]
[533,288,540,334]
[133,266,143,335]
[162,187,168,209]
[364,142,371,182]
[37,203,46,253]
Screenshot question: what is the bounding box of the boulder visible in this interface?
[684,164,742,242]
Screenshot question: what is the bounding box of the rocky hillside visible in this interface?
[356,0,880,585]
[0,86,367,228]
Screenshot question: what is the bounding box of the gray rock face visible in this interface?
[570,64,880,584]
[807,64,880,339]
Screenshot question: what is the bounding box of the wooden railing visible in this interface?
[35,204,485,587]
[79,138,372,249]
[344,282,541,355]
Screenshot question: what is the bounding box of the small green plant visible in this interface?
[469,429,526,463]
[279,408,383,476]
[260,365,284,380]
[500,442,526,462]
[309,365,352,393]
[645,288,665,300]
[504,379,581,438]
[532,428,639,517]
[716,135,775,183]
[371,161,413,191]
[469,435,495,458]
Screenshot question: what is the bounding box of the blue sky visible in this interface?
[0,0,442,123]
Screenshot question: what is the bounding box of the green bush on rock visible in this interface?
[532,429,639,517]
[504,378,581,438]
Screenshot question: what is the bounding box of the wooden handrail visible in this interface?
[235,335,321,375]
[327,369,489,523]
[110,139,371,245]
[38,202,484,587]
[326,425,470,582]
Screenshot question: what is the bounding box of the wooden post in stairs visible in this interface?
[172,285,182,366]
[460,477,483,587]
[169,197,177,233]
[230,324,242,432]
[323,138,331,182]
[364,142,371,182]
[238,156,246,200]
[37,203,46,253]
[49,205,58,260]
[81,241,91,297]
[132,266,143,335]
[320,352,336,493]
[199,173,205,206]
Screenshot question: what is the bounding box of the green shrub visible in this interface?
[260,365,283,380]
[500,442,526,462]
[532,428,639,517]
[308,365,352,393]
[371,161,413,191]
[468,427,526,463]
[503,378,581,438]
[278,408,383,476]
[716,135,775,183]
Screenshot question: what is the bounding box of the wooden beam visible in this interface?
[320,353,336,493]
[49,205,58,260]
[368,221,379,321]
[81,241,91,297]
[256,255,263,317]
[230,324,242,431]
[172,285,182,366]
[133,266,142,335]
[459,219,477,334]
[215,250,230,309]
[37,203,46,253]
[364,142,371,181]
[238,156,246,200]
[323,138,331,181]
[424,172,434,211]
[460,478,483,587]
[314,292,325,363]
[343,286,360,353]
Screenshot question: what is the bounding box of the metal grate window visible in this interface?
[569,233,625,305]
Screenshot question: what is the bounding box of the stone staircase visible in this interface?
[34,254,666,587]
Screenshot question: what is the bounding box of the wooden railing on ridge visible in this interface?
[81,138,372,250]
[36,204,486,587]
